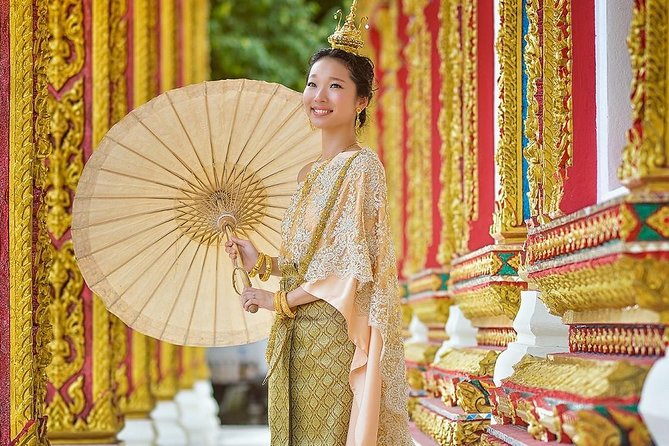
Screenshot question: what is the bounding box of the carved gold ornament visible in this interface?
[413,404,489,445]
[47,0,85,90]
[438,0,479,263]
[45,80,84,239]
[403,0,433,275]
[491,0,526,242]
[46,241,85,388]
[453,283,523,322]
[378,2,404,258]
[434,348,499,377]
[503,355,649,400]
[619,0,669,188]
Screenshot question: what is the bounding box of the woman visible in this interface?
[225,40,412,446]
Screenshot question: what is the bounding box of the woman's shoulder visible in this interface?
[349,148,385,180]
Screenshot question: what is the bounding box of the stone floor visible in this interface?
[219,426,270,445]
[219,425,424,445]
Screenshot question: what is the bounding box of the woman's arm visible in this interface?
[286,286,318,308]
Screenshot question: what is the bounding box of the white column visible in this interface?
[118,418,156,446]
[639,356,669,444]
[434,306,478,362]
[493,290,569,386]
[151,399,188,446]
[176,379,221,446]
[407,313,430,344]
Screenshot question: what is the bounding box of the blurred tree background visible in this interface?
[209,0,351,91]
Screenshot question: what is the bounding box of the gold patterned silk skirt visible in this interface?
[268,299,355,445]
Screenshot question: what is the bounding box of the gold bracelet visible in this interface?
[280,291,296,319]
[249,252,265,278]
[273,290,284,318]
[260,253,272,282]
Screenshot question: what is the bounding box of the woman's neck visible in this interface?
[320,128,359,160]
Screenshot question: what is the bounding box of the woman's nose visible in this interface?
[314,87,327,102]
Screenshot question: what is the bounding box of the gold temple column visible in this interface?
[484,1,663,444]
[5,0,52,444]
[414,1,526,443]
[44,0,126,442]
[403,0,433,278]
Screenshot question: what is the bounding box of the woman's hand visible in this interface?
[224,235,259,272]
[241,287,274,312]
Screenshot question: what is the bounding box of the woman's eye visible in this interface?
[330,83,342,88]
[306,82,316,87]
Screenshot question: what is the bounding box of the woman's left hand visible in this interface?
[241,287,274,312]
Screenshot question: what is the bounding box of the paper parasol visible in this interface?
[72,79,320,347]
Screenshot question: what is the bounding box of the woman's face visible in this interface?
[303,57,367,131]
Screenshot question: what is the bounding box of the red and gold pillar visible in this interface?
[1,0,52,444]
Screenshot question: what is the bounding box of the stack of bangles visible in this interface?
[248,252,272,282]
[273,290,296,319]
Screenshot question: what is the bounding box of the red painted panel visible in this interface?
[0,1,11,442]
[425,0,442,269]
[469,0,496,251]
[563,0,597,213]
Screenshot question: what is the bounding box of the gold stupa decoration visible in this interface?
[328,0,369,55]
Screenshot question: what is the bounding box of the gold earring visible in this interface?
[355,107,362,128]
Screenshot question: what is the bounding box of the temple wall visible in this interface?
[0,1,209,444]
[362,0,669,444]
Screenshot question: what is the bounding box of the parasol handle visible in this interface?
[221,221,258,314]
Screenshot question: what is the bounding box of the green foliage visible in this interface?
[209,0,350,91]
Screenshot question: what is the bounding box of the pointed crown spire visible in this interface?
[328,0,369,56]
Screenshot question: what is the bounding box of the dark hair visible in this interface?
[307,48,376,128]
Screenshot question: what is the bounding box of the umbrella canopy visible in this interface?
[72,79,320,347]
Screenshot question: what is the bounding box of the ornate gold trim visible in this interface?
[542,0,572,218]
[504,354,649,399]
[181,0,194,85]
[9,0,37,440]
[160,0,177,92]
[133,0,151,105]
[405,342,440,365]
[409,297,451,326]
[193,0,209,83]
[403,0,433,275]
[491,0,526,242]
[125,332,155,417]
[438,0,465,263]
[152,342,179,400]
[531,254,669,320]
[463,1,479,225]
[413,404,489,444]
[619,0,669,188]
[453,282,523,322]
[570,325,665,356]
[110,0,128,125]
[47,0,85,90]
[434,348,499,377]
[45,79,84,239]
[477,328,517,347]
[378,1,404,258]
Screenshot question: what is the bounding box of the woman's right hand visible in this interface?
[224,235,259,273]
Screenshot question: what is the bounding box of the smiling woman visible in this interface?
[223,2,413,445]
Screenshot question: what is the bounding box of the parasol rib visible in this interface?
[130,113,211,191]
[165,90,217,190]
[106,136,209,195]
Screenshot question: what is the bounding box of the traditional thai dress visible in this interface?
[267,148,413,446]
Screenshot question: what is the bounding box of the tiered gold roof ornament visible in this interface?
[328,0,369,56]
[71,1,368,348]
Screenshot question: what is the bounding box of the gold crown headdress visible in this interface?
[328,0,369,56]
